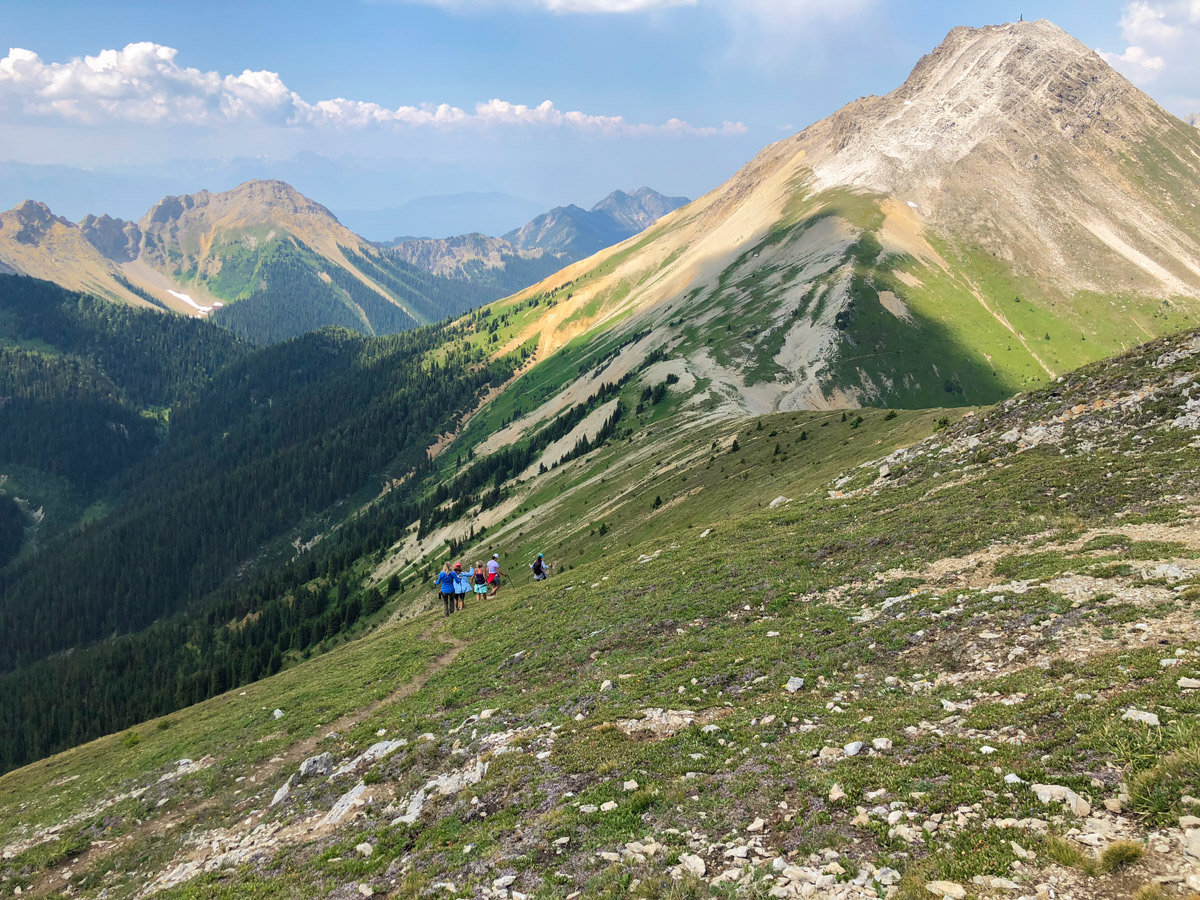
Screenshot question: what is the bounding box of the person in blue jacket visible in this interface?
[434,562,456,617]
[452,561,471,612]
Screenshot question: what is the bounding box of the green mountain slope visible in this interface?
[4,324,1200,900]
[0,274,248,551]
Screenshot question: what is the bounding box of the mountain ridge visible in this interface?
[462,18,1200,431]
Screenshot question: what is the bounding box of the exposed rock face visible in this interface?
[592,187,690,234]
[799,20,1200,297]
[388,233,549,277]
[79,214,142,262]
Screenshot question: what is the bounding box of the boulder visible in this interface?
[679,854,706,877]
[925,881,966,899]
[299,752,333,779]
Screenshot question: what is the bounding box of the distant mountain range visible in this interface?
[386,187,689,288]
[0,183,687,345]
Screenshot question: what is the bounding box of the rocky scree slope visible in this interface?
[470,19,1200,431]
[6,327,1200,899]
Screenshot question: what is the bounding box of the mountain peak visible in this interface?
[590,187,690,234]
[3,200,71,246]
[804,18,1149,198]
[140,180,342,232]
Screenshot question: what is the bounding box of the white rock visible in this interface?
[358,885,374,898]
[1122,708,1160,726]
[769,496,792,509]
[355,842,373,857]
[844,742,864,757]
[785,676,805,693]
[579,805,598,814]
[270,775,292,807]
[624,780,639,791]
[600,680,613,693]
[479,709,496,719]
[600,801,618,812]
[925,881,966,899]
[877,867,901,885]
[493,875,517,890]
[872,738,893,751]
[1180,678,1200,689]
[272,709,285,720]
[299,752,333,778]
[679,853,706,877]
[332,740,408,778]
[747,817,765,832]
[1031,783,1090,817]
[980,746,997,755]
[322,782,368,827]
[392,787,427,825]
[829,785,846,802]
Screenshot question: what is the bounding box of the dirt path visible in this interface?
[249,616,466,784]
[28,616,467,899]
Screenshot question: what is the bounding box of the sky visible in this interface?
[1,0,1197,233]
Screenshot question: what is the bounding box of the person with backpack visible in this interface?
[530,553,552,581]
[486,554,508,597]
[472,560,489,600]
[434,562,456,617]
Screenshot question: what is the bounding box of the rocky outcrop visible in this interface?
[79,214,142,262]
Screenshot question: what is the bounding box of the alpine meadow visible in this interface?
[4,14,1200,900]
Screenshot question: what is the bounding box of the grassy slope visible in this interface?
[6,330,1200,899]
[454,179,1200,424]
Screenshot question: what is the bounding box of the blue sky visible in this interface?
[0,0,1195,227]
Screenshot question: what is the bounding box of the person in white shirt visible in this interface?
[486,553,508,597]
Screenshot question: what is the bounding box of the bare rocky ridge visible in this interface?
[388,233,551,278]
[798,20,1200,295]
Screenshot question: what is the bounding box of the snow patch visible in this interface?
[167,290,215,318]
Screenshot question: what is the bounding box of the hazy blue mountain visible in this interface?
[504,186,689,259]
[337,192,546,241]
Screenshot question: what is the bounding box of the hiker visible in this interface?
[453,561,470,612]
[486,553,508,597]
[434,562,456,617]
[530,553,551,581]
[472,560,489,600]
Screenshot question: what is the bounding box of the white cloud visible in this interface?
[0,42,743,137]
[1099,43,1166,82]
[1098,1,1200,85]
